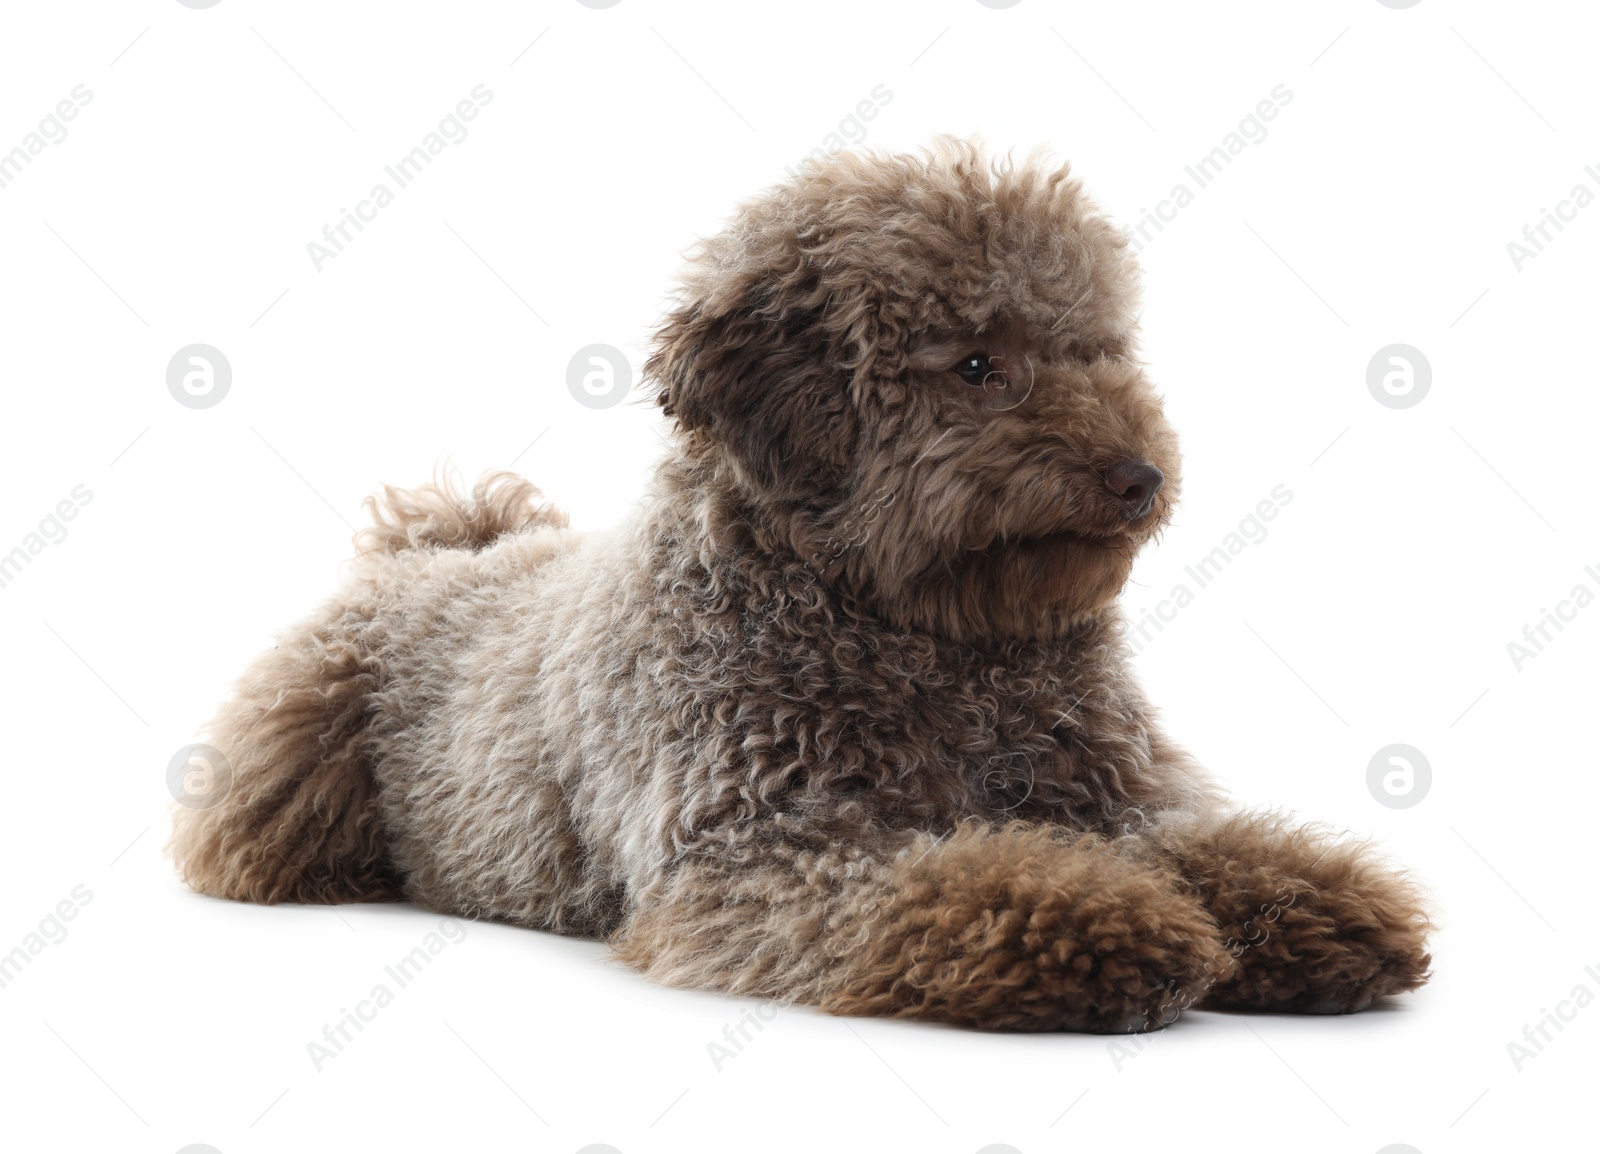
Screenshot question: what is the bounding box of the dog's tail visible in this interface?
[356,468,567,555]
[169,469,566,906]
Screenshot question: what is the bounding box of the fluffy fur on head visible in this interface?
[649,140,1178,643]
[170,140,1431,1034]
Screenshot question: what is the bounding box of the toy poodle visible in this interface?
[171,140,1431,1032]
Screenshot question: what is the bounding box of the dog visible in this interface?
[171,141,1431,1032]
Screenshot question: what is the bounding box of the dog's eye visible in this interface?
[953,353,993,387]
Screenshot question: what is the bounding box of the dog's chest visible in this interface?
[661,594,1158,829]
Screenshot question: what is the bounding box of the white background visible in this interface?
[1,1,1595,1152]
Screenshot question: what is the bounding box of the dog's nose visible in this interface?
[1104,460,1164,519]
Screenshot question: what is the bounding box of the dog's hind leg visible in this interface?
[170,470,567,906]
[612,822,1236,1033]
[168,597,400,904]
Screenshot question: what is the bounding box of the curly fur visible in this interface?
[171,140,1431,1032]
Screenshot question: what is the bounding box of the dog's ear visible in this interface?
[647,275,857,503]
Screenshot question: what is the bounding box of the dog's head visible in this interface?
[648,140,1178,644]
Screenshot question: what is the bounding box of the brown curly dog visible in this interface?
[171,141,1431,1033]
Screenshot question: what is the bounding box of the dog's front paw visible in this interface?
[1167,817,1433,1014]
[1060,878,1242,1034]
[1230,869,1431,1015]
[820,828,1239,1033]
[1207,881,1432,1014]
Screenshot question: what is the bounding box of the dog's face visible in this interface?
[649,142,1179,644]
